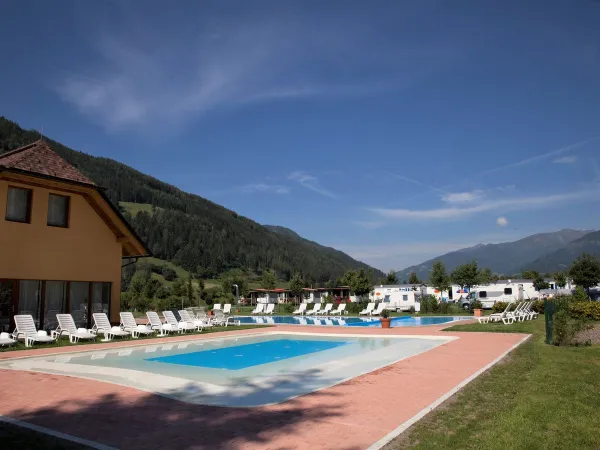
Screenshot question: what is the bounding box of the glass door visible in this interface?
[0,281,15,332]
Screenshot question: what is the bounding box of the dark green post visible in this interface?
[544,299,554,344]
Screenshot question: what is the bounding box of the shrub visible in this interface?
[162,267,177,281]
[492,301,509,313]
[283,303,295,314]
[408,306,415,314]
[552,310,588,346]
[471,300,483,310]
[347,299,368,314]
[573,286,589,302]
[531,299,545,314]
[568,301,600,321]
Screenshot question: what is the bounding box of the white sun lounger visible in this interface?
[0,332,16,347]
[264,304,275,315]
[318,304,333,316]
[12,315,56,347]
[293,303,307,315]
[163,311,195,333]
[330,304,346,315]
[359,303,375,315]
[146,311,171,336]
[189,308,213,327]
[178,310,204,331]
[250,303,264,314]
[212,309,240,326]
[305,304,321,315]
[370,303,386,316]
[119,312,155,338]
[223,304,232,314]
[55,314,97,343]
[213,303,222,311]
[92,313,130,341]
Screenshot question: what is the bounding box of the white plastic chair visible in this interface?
[146,311,171,336]
[92,313,130,341]
[178,310,204,331]
[330,304,346,315]
[359,303,375,315]
[163,311,194,333]
[55,314,96,343]
[12,315,55,347]
[264,304,275,315]
[120,312,155,338]
[293,303,307,315]
[305,304,321,315]
[251,304,264,314]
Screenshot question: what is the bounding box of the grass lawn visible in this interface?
[387,319,600,449]
[119,201,157,216]
[0,324,267,353]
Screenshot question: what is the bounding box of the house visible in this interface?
[246,288,290,304]
[0,140,149,332]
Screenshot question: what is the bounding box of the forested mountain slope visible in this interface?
[0,117,383,282]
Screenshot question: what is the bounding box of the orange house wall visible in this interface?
[0,179,122,322]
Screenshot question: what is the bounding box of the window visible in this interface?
[479,291,487,298]
[504,288,512,295]
[18,280,41,327]
[402,295,408,301]
[44,281,67,331]
[92,282,111,316]
[5,187,32,223]
[69,282,89,328]
[47,194,70,227]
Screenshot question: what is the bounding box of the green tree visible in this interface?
[289,273,305,305]
[521,270,539,280]
[350,269,373,300]
[186,276,195,306]
[554,272,567,288]
[385,270,398,285]
[260,268,277,290]
[533,275,550,292]
[569,253,600,295]
[451,261,480,291]
[430,261,450,297]
[408,272,420,284]
[478,267,494,285]
[220,269,249,297]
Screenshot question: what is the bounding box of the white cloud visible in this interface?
[53,10,459,131]
[370,190,599,221]
[240,183,290,195]
[553,155,578,164]
[496,216,508,227]
[442,190,484,203]
[288,171,337,199]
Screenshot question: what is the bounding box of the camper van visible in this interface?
[371,285,418,312]
[459,280,533,309]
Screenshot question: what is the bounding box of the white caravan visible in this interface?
[371,285,418,312]
[460,280,537,309]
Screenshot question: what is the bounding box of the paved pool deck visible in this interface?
[0,322,528,450]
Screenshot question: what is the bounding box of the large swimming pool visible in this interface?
[236,315,471,327]
[2,331,455,407]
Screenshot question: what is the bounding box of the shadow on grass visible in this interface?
[3,364,357,450]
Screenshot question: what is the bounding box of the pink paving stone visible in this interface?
[0,323,527,450]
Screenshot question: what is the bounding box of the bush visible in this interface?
[492,301,509,313]
[347,299,367,314]
[573,286,589,302]
[162,267,177,281]
[283,303,295,314]
[552,310,587,346]
[419,295,439,314]
[531,299,545,314]
[568,301,600,321]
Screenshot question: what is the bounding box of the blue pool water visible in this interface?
[147,338,347,370]
[235,315,470,327]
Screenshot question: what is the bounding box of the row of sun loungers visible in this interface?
[290,303,348,316]
[6,308,240,348]
[476,301,539,325]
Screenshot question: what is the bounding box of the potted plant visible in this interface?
[380,308,392,328]
[472,300,483,317]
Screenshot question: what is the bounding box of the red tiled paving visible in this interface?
[0,323,527,450]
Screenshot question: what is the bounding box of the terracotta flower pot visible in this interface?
[474,308,483,317]
[381,318,392,328]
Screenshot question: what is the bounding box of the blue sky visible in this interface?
[2,0,600,271]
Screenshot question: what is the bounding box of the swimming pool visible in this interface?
[236,315,471,327]
[2,331,455,407]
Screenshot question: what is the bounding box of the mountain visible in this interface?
[0,117,384,283]
[525,230,600,273]
[396,229,594,281]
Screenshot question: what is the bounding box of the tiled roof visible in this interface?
[0,140,95,186]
